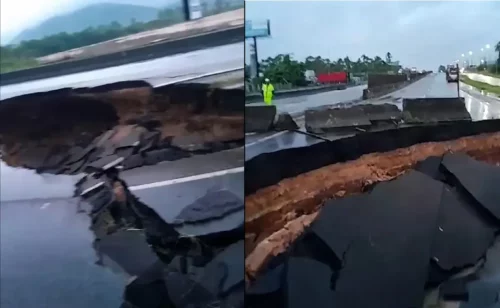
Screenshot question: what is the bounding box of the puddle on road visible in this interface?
[0,160,81,202]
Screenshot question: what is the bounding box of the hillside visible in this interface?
[11,3,160,44]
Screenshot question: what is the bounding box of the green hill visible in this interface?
[11,3,160,44]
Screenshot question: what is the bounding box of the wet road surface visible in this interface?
[0,42,243,100]
[245,73,500,159]
[250,85,366,116]
[0,148,243,307]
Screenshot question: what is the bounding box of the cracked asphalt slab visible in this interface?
[0,86,244,307]
[246,153,500,308]
[245,72,500,307]
[245,73,500,160]
[0,147,244,307]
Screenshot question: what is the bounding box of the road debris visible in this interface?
[79,163,244,307]
[0,80,244,175]
[245,120,500,308]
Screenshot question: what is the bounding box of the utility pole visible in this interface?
[182,0,191,21]
[253,37,259,77]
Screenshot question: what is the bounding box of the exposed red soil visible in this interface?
[245,132,500,281]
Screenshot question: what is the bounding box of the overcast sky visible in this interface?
[245,1,500,70]
[0,0,174,44]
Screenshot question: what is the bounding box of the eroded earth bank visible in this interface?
[0,81,244,174]
[245,120,500,308]
[0,81,245,307]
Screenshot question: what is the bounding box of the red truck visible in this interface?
[317,71,348,84]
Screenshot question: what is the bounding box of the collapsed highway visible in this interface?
[0,42,245,307]
[244,72,500,308]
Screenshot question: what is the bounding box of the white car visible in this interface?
[446,67,459,83]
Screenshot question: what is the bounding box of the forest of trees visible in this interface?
[0,1,242,73]
[246,52,402,86]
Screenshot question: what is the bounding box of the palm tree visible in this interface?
[386,52,392,64]
[496,41,500,62]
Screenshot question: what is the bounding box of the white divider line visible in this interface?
[153,67,243,88]
[245,131,288,147]
[129,166,244,191]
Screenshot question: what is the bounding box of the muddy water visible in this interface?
[0,161,81,202]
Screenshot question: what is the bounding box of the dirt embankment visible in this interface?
[0,81,243,171]
[244,132,500,280]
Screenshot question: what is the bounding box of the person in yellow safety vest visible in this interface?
[262,78,275,105]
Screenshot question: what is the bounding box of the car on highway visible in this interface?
[446,66,459,83]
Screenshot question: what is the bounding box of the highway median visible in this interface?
[460,75,500,98]
[0,12,244,86]
[245,83,351,104]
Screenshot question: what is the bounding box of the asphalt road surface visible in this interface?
[0,148,243,308]
[245,73,500,159]
[0,42,243,100]
[251,85,367,116]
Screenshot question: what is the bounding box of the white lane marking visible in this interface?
[153,67,243,87]
[129,167,243,191]
[245,131,287,147]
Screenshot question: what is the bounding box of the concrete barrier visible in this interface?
[402,98,471,123]
[245,105,277,133]
[245,84,350,104]
[0,27,243,86]
[367,74,407,88]
[363,73,429,100]
[305,106,371,133]
[304,104,401,133]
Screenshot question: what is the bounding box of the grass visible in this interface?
[460,75,500,97]
[0,58,40,74]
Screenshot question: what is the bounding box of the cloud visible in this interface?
[0,0,175,44]
[245,1,500,70]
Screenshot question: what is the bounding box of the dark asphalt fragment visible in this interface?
[173,189,243,225]
[439,273,478,301]
[414,156,447,182]
[286,257,335,308]
[430,186,496,271]
[143,148,190,165]
[441,153,500,221]
[78,164,243,307]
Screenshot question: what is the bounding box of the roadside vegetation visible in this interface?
[245,52,409,90]
[460,75,500,97]
[0,2,242,74]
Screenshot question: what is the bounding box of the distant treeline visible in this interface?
[246,53,405,86]
[0,2,242,73]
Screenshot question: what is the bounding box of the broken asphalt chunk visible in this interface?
[122,261,175,308]
[173,190,243,225]
[439,273,477,301]
[329,171,443,308]
[93,229,160,278]
[197,240,244,296]
[308,194,368,262]
[139,131,160,153]
[143,148,190,165]
[84,154,124,173]
[286,257,335,308]
[414,156,447,182]
[274,113,299,131]
[122,154,144,170]
[431,186,496,271]
[441,153,500,221]
[115,146,135,158]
